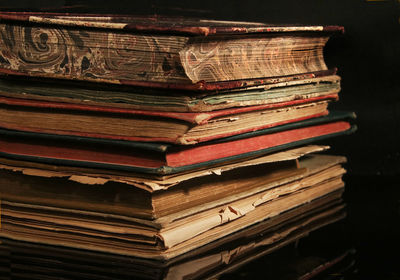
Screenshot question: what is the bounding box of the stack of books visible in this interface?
[0,12,355,261]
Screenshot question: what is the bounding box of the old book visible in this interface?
[0,145,326,219]
[0,112,356,174]
[0,94,334,144]
[0,194,347,280]
[0,154,347,259]
[0,74,341,112]
[0,12,343,89]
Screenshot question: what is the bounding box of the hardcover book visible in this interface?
[0,146,326,220]
[0,94,335,144]
[0,12,343,90]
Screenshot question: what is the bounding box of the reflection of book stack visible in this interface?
[0,13,355,261]
[0,194,354,280]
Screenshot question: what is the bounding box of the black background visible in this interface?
[1,1,400,279]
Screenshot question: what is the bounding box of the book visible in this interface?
[0,74,341,112]
[0,112,356,174]
[0,12,343,89]
[0,194,348,280]
[0,94,334,144]
[0,154,347,260]
[0,145,327,220]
